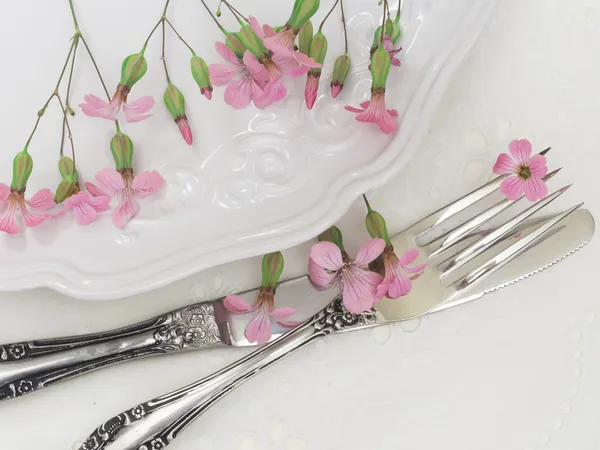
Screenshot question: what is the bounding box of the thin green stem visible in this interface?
[319,0,340,32]
[379,0,388,47]
[162,0,171,15]
[221,0,247,22]
[161,20,171,83]
[199,0,228,35]
[165,18,196,54]
[141,17,163,53]
[56,93,77,168]
[60,35,79,158]
[340,0,348,53]
[69,0,80,31]
[362,194,373,212]
[395,0,401,20]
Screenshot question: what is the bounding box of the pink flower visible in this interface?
[345,96,399,134]
[208,41,271,109]
[308,239,386,314]
[493,139,548,201]
[88,168,164,229]
[59,190,110,226]
[369,36,401,69]
[263,24,321,68]
[224,289,299,345]
[79,86,155,123]
[304,73,319,109]
[0,184,53,234]
[375,247,427,299]
[177,117,193,145]
[248,17,319,103]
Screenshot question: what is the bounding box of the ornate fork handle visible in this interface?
[0,303,221,401]
[80,297,381,450]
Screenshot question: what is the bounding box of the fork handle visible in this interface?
[79,298,381,450]
[0,303,222,401]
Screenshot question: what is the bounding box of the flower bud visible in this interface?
[225,32,247,59]
[11,151,33,191]
[164,84,186,120]
[288,0,320,31]
[330,54,351,98]
[120,53,148,89]
[58,156,77,180]
[391,18,402,44]
[370,25,383,55]
[239,25,269,58]
[317,225,345,251]
[177,117,193,145]
[385,18,395,37]
[110,133,134,170]
[370,47,391,89]
[54,177,78,204]
[365,209,391,245]
[298,20,313,55]
[261,251,285,289]
[308,31,328,70]
[190,56,213,100]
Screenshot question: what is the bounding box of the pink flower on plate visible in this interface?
[248,17,319,103]
[208,42,271,109]
[345,98,398,135]
[79,87,155,123]
[224,289,299,345]
[263,24,321,68]
[493,139,548,201]
[375,247,427,299]
[0,184,53,234]
[308,239,386,314]
[59,190,110,226]
[88,168,164,229]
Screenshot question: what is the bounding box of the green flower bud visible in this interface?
[365,209,391,245]
[225,32,246,59]
[370,26,383,53]
[385,18,395,37]
[317,225,345,251]
[110,133,134,170]
[288,0,320,31]
[391,18,402,44]
[120,53,148,89]
[371,47,391,89]
[330,54,351,97]
[190,56,213,99]
[164,84,186,120]
[11,151,33,191]
[54,177,78,204]
[298,20,313,55]
[261,251,285,289]
[239,25,269,59]
[308,31,327,75]
[58,156,77,180]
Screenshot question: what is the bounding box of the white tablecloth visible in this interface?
[1,0,599,448]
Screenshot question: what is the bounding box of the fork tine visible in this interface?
[440,184,571,281]
[428,168,562,267]
[414,148,551,244]
[453,203,583,290]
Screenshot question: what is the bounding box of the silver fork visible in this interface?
[77,177,593,449]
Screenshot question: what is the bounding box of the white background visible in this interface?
[1,0,600,449]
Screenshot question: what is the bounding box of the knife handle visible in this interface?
[0,302,222,401]
[79,297,382,450]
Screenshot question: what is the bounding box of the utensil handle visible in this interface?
[0,303,221,401]
[80,297,381,450]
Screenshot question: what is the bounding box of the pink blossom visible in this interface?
[79,86,155,123]
[308,239,386,314]
[0,184,53,234]
[263,24,321,68]
[208,42,271,109]
[376,247,427,299]
[369,36,401,70]
[177,117,193,145]
[304,73,320,109]
[88,168,164,229]
[224,290,299,345]
[248,17,319,103]
[493,139,548,201]
[345,96,399,134]
[59,190,110,226]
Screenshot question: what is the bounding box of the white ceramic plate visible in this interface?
[0,0,497,300]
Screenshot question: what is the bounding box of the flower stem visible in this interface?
[319,0,340,32]
[161,20,172,83]
[165,18,196,55]
[220,0,247,22]
[379,0,388,47]
[199,0,228,35]
[60,35,79,159]
[395,0,401,21]
[162,0,171,15]
[69,0,80,31]
[362,194,374,212]
[340,0,348,53]
[56,93,77,168]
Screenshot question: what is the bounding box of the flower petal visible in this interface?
[528,154,548,178]
[284,64,311,78]
[262,24,277,38]
[0,201,18,234]
[404,263,427,274]
[345,105,366,114]
[178,118,193,145]
[26,188,54,210]
[310,241,344,271]
[342,266,383,314]
[87,194,111,212]
[132,171,164,198]
[123,96,155,123]
[492,153,519,175]
[79,93,120,120]
[308,257,337,288]
[20,202,49,228]
[294,51,322,68]
[499,176,525,201]
[215,41,241,66]
[387,272,412,298]
[245,310,273,345]
[0,183,10,205]
[224,294,254,313]
[243,51,270,84]
[112,192,139,229]
[251,80,272,109]
[508,139,533,166]
[95,169,125,196]
[248,16,265,39]
[523,177,548,201]
[397,248,419,267]
[208,63,240,86]
[224,76,253,109]
[85,182,108,197]
[270,307,295,318]
[73,202,98,226]
[354,239,386,265]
